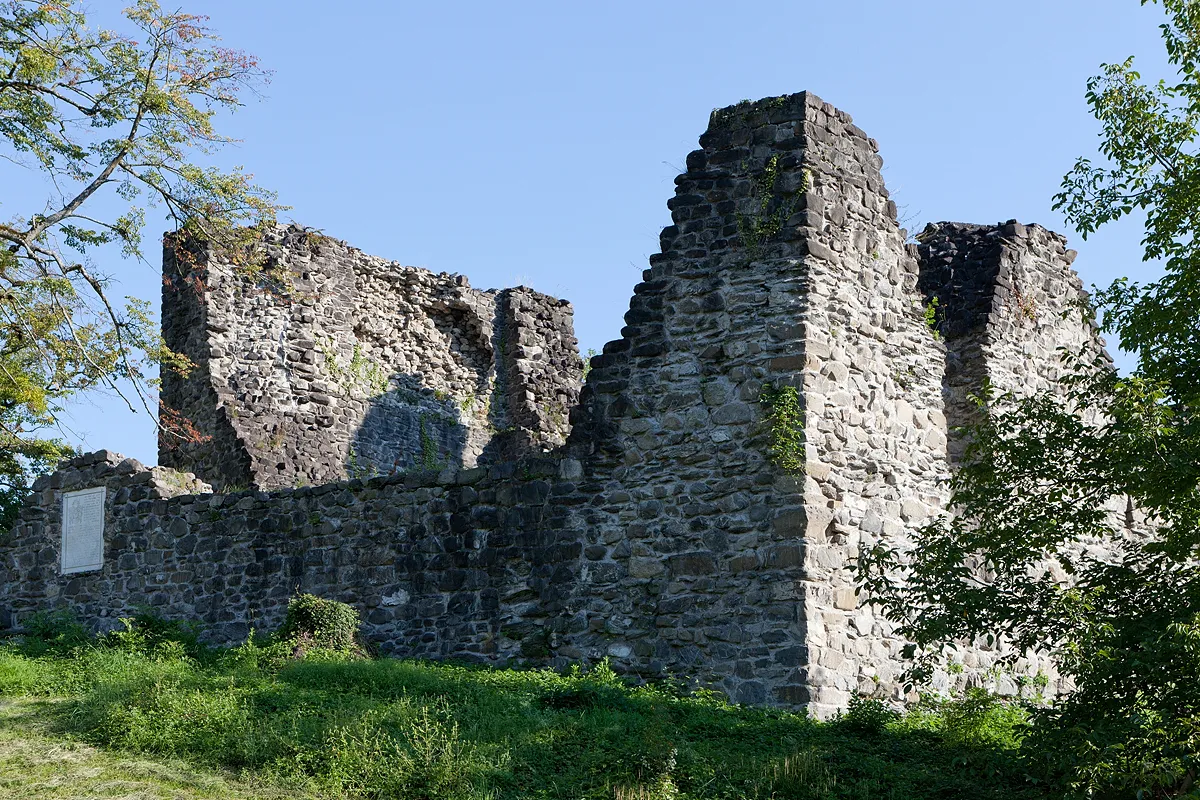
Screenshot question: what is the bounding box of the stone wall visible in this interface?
[564,94,824,706]
[0,450,587,661]
[160,225,581,490]
[917,220,1109,460]
[782,98,951,717]
[909,220,1133,697]
[493,288,581,459]
[0,91,1128,718]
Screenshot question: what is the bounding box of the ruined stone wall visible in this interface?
[492,288,581,460]
[784,97,951,718]
[564,94,820,706]
[1,91,1126,719]
[0,450,587,660]
[911,220,1132,697]
[161,226,581,491]
[917,220,1108,460]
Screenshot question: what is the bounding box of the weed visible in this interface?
[759,383,805,475]
[319,338,388,397]
[753,750,836,799]
[924,295,942,340]
[418,416,444,472]
[840,694,901,735]
[735,156,811,260]
[346,447,373,480]
[265,429,286,451]
[276,593,362,654]
[581,347,599,382]
[1010,285,1038,322]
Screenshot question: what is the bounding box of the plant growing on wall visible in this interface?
[736,156,811,260]
[0,1,279,510]
[759,383,804,475]
[418,415,445,472]
[319,338,388,397]
[580,348,598,382]
[923,296,942,340]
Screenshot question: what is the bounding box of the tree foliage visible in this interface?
[858,1,1200,795]
[0,0,277,518]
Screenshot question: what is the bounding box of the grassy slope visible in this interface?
[0,698,312,800]
[0,639,1045,800]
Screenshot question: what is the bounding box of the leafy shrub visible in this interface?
[539,659,631,711]
[104,612,202,659]
[937,688,1029,751]
[275,593,361,653]
[839,693,900,734]
[20,609,89,653]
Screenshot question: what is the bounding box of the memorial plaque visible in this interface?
[61,486,106,574]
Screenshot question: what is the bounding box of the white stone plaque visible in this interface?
[61,486,106,574]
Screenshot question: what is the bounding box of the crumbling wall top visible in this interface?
[160,224,581,490]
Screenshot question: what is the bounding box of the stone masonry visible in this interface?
[160,224,581,491]
[917,220,1111,461]
[0,92,1137,718]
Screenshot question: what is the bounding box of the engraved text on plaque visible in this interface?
[61,486,106,574]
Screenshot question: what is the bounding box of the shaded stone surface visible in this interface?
[160,226,581,490]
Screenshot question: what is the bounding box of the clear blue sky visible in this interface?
[40,0,1171,465]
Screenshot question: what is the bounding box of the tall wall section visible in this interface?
[917,220,1109,461]
[779,96,949,716]
[161,225,581,490]
[564,94,822,706]
[560,93,950,714]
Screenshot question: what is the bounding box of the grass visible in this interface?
[0,698,311,799]
[0,616,1049,800]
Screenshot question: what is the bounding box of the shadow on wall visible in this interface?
[349,374,469,477]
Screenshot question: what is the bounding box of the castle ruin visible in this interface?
[0,92,1125,718]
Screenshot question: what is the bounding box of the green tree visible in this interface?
[0,0,277,524]
[859,1,1200,795]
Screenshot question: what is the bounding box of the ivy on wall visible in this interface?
[736,155,812,260]
[759,383,805,475]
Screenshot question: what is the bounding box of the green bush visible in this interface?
[275,593,362,654]
[20,609,89,653]
[838,694,900,735]
[103,612,203,659]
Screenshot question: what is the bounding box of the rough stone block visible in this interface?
[668,552,717,576]
[628,557,665,579]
